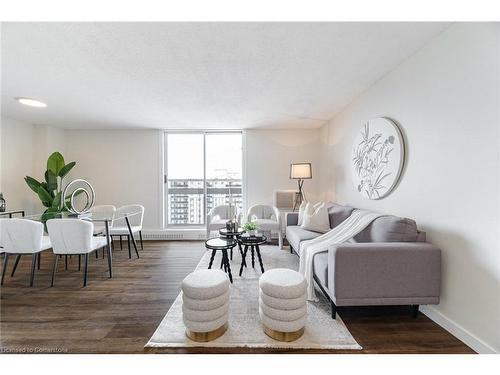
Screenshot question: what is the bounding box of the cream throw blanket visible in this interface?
[299,209,384,301]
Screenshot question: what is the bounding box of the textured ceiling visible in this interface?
[1,22,449,129]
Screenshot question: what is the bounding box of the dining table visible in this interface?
[23,208,142,278]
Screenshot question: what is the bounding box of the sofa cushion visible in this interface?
[286,225,322,251]
[354,215,418,242]
[328,203,355,229]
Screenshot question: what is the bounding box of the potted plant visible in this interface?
[243,221,259,236]
[24,152,78,221]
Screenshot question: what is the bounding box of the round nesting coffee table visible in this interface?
[205,238,237,283]
[219,227,245,260]
[238,235,267,276]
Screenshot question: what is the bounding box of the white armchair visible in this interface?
[247,205,282,249]
[206,205,238,238]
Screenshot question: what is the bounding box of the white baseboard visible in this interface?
[420,305,498,354]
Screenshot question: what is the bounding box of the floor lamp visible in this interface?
[290,163,312,211]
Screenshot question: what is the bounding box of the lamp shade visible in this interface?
[290,163,312,179]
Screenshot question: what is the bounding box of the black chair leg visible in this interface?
[37,252,41,270]
[127,236,131,259]
[65,255,68,270]
[1,254,9,285]
[139,230,144,250]
[106,247,112,278]
[83,254,89,287]
[11,254,22,277]
[51,255,58,287]
[78,255,81,271]
[120,236,123,250]
[29,254,37,287]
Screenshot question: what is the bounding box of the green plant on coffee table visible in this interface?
[243,221,259,232]
[24,152,78,220]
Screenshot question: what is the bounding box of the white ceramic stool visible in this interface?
[182,269,230,342]
[259,268,307,342]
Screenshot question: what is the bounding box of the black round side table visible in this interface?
[238,235,267,276]
[219,227,245,260]
[205,238,237,283]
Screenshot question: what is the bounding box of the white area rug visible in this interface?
[146,245,361,350]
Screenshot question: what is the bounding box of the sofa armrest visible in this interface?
[286,212,299,226]
[328,242,441,302]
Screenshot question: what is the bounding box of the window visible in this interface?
[165,132,243,227]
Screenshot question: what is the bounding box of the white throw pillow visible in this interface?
[301,202,330,233]
[297,201,308,226]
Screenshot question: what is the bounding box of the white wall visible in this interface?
[0,117,68,215]
[318,23,500,353]
[245,129,322,208]
[0,117,37,213]
[63,129,163,230]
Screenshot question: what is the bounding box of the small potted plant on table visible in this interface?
[243,221,259,236]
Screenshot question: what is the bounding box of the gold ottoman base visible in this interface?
[186,323,228,342]
[263,325,305,342]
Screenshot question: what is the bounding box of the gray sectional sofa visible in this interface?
[285,203,441,318]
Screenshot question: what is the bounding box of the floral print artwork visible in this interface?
[351,118,404,200]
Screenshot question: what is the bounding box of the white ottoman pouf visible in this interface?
[182,269,230,342]
[182,269,230,299]
[259,268,307,342]
[260,291,307,310]
[183,290,230,311]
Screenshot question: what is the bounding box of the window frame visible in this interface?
[164,130,244,229]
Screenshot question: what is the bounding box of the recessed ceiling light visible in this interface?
[15,97,47,108]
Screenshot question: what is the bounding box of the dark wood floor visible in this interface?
[0,241,474,354]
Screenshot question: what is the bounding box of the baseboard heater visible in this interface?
[141,232,207,241]
[140,232,281,241]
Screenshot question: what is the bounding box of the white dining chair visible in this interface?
[247,204,283,249]
[206,205,238,238]
[108,204,144,259]
[47,219,108,287]
[89,205,116,234]
[1,218,52,287]
[89,204,116,258]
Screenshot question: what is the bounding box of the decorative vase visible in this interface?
[0,193,5,212]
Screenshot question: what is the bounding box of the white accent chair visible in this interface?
[247,205,283,249]
[109,204,144,259]
[47,219,109,287]
[206,205,237,238]
[1,218,52,287]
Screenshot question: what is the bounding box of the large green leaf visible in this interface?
[45,170,58,192]
[37,186,53,208]
[25,176,42,194]
[47,152,65,176]
[52,192,62,210]
[58,161,76,179]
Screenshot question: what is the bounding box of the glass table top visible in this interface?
[23,209,142,223]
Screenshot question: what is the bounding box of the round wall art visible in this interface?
[351,117,405,200]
